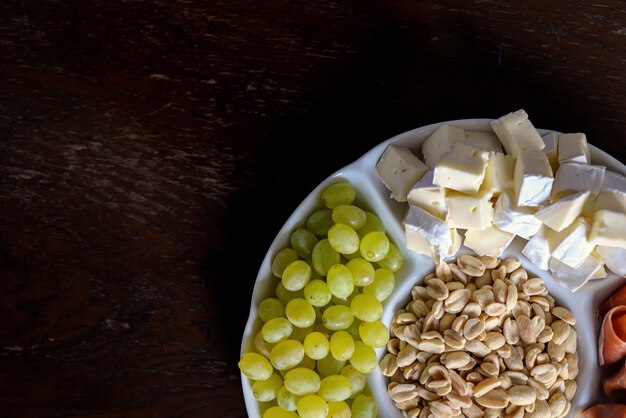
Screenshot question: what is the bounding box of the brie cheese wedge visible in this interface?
[490,109,545,158]
[596,245,626,276]
[422,124,465,167]
[376,145,429,202]
[434,143,489,194]
[552,162,605,199]
[558,132,590,165]
[464,225,514,257]
[594,171,626,212]
[534,191,591,232]
[493,192,542,239]
[542,132,559,173]
[549,252,604,292]
[446,190,494,230]
[482,152,515,195]
[514,151,554,207]
[550,217,595,268]
[405,205,452,259]
[522,225,555,270]
[407,170,446,219]
[589,209,626,248]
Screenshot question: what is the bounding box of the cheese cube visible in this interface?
[600,170,626,194]
[493,192,542,239]
[405,226,436,259]
[446,229,463,258]
[482,152,515,195]
[464,225,514,257]
[549,252,604,292]
[446,190,494,230]
[405,205,452,259]
[589,209,626,248]
[376,145,429,202]
[594,191,626,213]
[464,131,502,153]
[552,163,605,199]
[542,132,559,173]
[490,109,545,158]
[522,225,556,270]
[407,170,446,219]
[514,151,554,207]
[534,191,591,232]
[434,143,489,193]
[558,133,590,165]
[422,124,465,167]
[551,217,595,268]
[596,245,626,276]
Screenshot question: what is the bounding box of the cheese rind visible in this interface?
[514,151,554,207]
[589,209,626,248]
[482,152,515,194]
[446,190,494,230]
[405,226,436,259]
[558,133,590,165]
[549,252,604,292]
[550,217,595,268]
[542,132,559,173]
[407,170,446,219]
[493,192,542,239]
[522,225,555,270]
[464,131,502,153]
[534,191,590,232]
[376,145,429,202]
[600,171,626,194]
[433,143,489,194]
[422,124,466,167]
[552,163,605,199]
[464,225,514,257]
[596,245,626,276]
[405,205,452,259]
[490,109,545,158]
[444,229,463,259]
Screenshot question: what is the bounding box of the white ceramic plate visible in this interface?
[241,119,626,417]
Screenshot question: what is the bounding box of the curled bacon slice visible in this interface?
[604,360,626,396]
[599,306,626,367]
[576,404,626,418]
[598,285,626,317]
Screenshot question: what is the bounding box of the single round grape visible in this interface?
[358,320,389,348]
[322,305,354,331]
[351,394,377,418]
[306,208,334,237]
[290,324,314,342]
[318,374,353,402]
[326,264,354,299]
[238,352,273,381]
[332,205,366,229]
[377,242,403,272]
[312,239,340,276]
[340,365,365,397]
[346,258,375,287]
[277,386,300,412]
[317,354,346,378]
[262,317,293,343]
[359,231,389,262]
[322,182,356,209]
[363,268,395,302]
[272,248,299,278]
[282,260,312,291]
[349,341,377,373]
[350,294,383,322]
[263,406,299,418]
[290,228,318,259]
[285,298,316,328]
[258,298,285,323]
[254,331,275,358]
[252,372,283,401]
[327,224,360,255]
[357,211,385,238]
[344,318,361,341]
[327,401,351,418]
[329,331,355,362]
[303,332,330,360]
[275,282,304,305]
[303,279,331,307]
[283,367,321,396]
[297,394,329,418]
[270,339,305,370]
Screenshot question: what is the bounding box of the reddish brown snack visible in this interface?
[576,404,626,418]
[600,306,626,367]
[604,361,626,396]
[598,285,626,317]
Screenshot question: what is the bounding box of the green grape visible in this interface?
[359,231,389,262]
[344,318,361,341]
[307,208,334,237]
[358,211,385,238]
[329,331,355,361]
[318,374,353,402]
[350,294,383,322]
[326,264,354,299]
[312,239,340,276]
[297,394,329,418]
[285,298,316,328]
[347,258,375,287]
[322,305,354,331]
[327,224,360,255]
[275,282,304,305]
[303,279,332,307]
[263,406,299,418]
[303,332,330,360]
[283,367,321,396]
[238,352,273,381]
[290,324,314,342]
[322,182,356,209]
[270,340,305,370]
[340,365,365,397]
[291,228,318,259]
[349,342,377,373]
[317,354,346,378]
[351,394,377,418]
[254,331,275,358]
[363,268,395,302]
[262,317,293,343]
[259,298,286,323]
[282,260,311,291]
[327,401,351,418]
[252,372,283,401]
[332,205,366,229]
[377,242,403,272]
[277,386,300,412]
[272,248,299,278]
[358,320,389,348]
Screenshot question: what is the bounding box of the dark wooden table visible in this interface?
[1,1,625,416]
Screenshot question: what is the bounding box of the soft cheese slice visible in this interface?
[542,132,559,173]
[596,245,626,276]
[464,225,514,257]
[405,205,452,259]
[405,226,436,259]
[549,252,604,292]
[422,124,465,167]
[446,190,494,230]
[534,191,591,232]
[552,163,605,199]
[522,225,556,270]
[600,170,626,193]
[589,209,626,248]
[443,229,463,259]
[558,133,590,165]
[514,151,554,207]
[551,217,595,268]
[594,171,626,212]
[407,170,446,219]
[376,145,429,202]
[493,192,542,239]
[433,143,489,194]
[464,131,502,153]
[482,152,515,194]
[490,109,544,158]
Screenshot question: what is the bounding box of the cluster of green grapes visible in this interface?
[238,182,403,418]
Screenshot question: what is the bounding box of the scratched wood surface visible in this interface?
[1,1,626,417]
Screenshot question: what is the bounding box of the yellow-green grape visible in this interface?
[238,352,273,380]
[344,318,361,341]
[327,401,351,418]
[290,324,314,342]
[363,268,395,302]
[318,375,353,402]
[275,282,304,305]
[328,224,360,255]
[282,260,311,291]
[303,332,330,360]
[377,242,403,272]
[290,227,318,259]
[303,279,332,307]
[358,211,385,238]
[277,386,300,412]
[283,367,321,396]
[263,406,299,418]
[297,394,329,418]
[322,182,356,209]
[262,317,293,343]
[351,394,377,418]
[359,231,389,262]
[350,294,383,322]
[317,354,346,378]
[307,208,334,237]
[326,264,354,299]
[272,248,299,278]
[347,258,375,287]
[254,331,275,358]
[329,331,355,361]
[358,320,389,348]
[312,239,340,276]
[340,365,365,397]
[270,340,305,370]
[349,341,377,373]
[332,205,366,229]
[252,372,283,401]
[258,298,286,323]
[285,298,316,328]
[322,305,354,331]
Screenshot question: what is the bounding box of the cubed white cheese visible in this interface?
[407,170,446,219]
[463,131,502,153]
[514,151,554,207]
[405,205,452,259]
[552,163,605,199]
[600,170,626,194]
[522,225,556,270]
[422,124,465,167]
[542,132,559,173]
[481,152,515,194]
[534,191,591,232]
[549,252,604,292]
[490,109,545,158]
[493,192,542,239]
[551,217,595,268]
[558,133,590,165]
[376,145,429,202]
[433,143,489,193]
[446,190,494,230]
[405,226,436,259]
[464,225,514,257]
[596,245,626,276]
[594,191,626,213]
[589,209,626,248]
[443,229,463,259]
